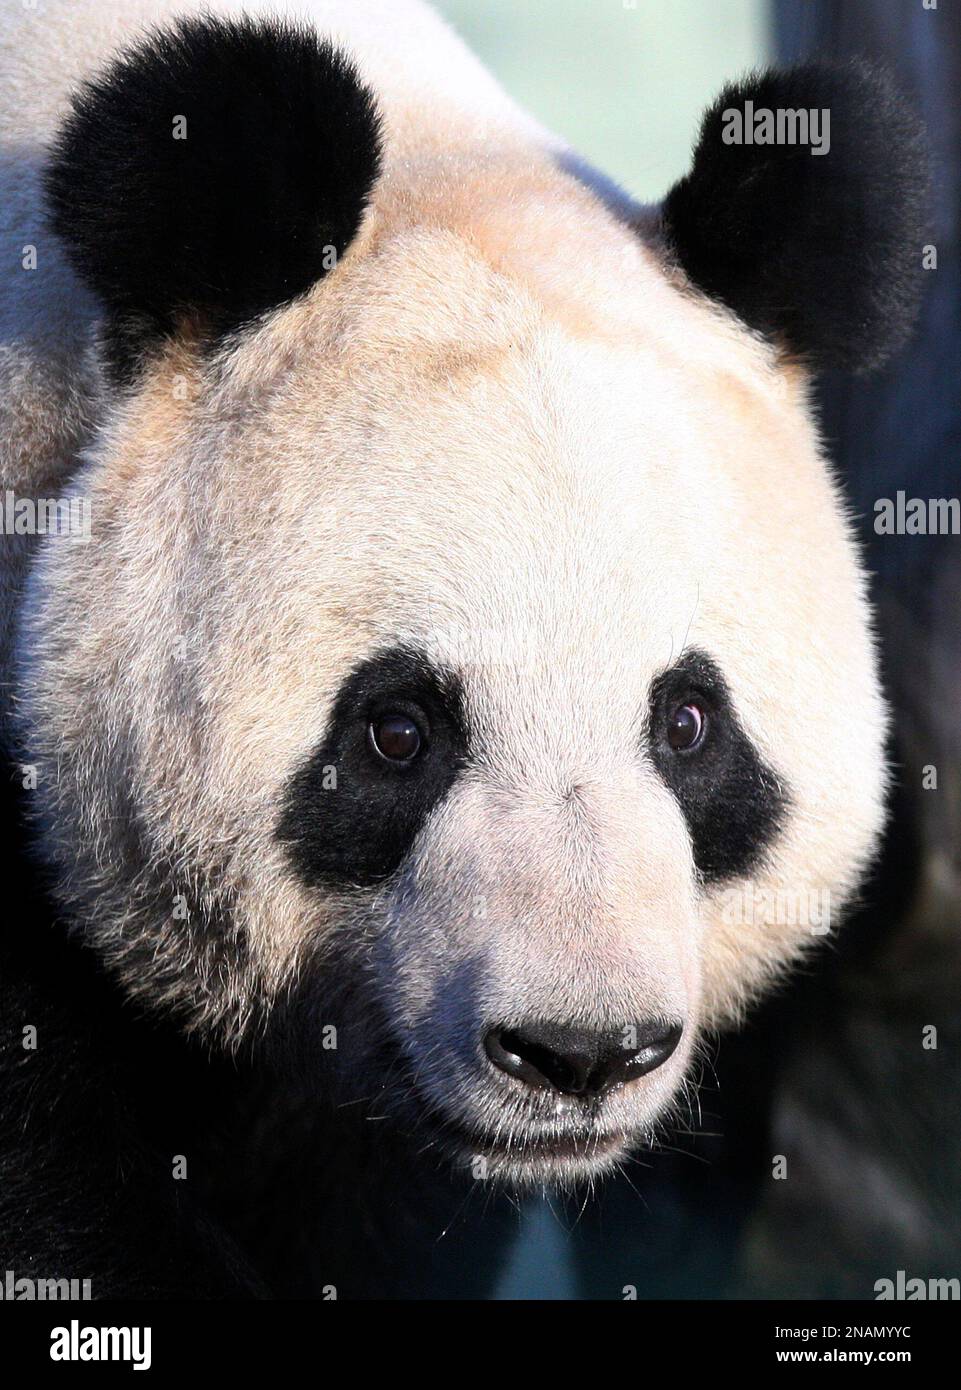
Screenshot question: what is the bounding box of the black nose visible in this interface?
[484,1019,682,1097]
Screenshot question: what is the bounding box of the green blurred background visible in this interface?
[436,0,770,202]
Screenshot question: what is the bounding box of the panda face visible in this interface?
[20,218,886,1183]
[23,18,922,1184]
[255,233,885,1182]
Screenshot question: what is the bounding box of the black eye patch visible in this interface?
[647,649,790,885]
[277,647,467,890]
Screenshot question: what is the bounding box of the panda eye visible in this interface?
[667,701,706,752]
[368,712,424,764]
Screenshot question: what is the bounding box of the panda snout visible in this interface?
[483,1018,683,1098]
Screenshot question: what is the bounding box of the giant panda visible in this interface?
[0,0,927,1299]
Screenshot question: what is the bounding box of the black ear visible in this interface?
[661,63,928,372]
[45,16,382,382]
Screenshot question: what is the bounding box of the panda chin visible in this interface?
[413,1099,639,1188]
[392,1072,646,1188]
[450,1124,636,1189]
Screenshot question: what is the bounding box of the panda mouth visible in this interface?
[454,1123,628,1164]
[402,1083,632,1172]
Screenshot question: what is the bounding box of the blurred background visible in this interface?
[439,0,767,204]
[429,0,961,1300]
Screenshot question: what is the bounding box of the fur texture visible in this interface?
[647,648,790,882]
[0,0,927,1292]
[45,15,382,382]
[278,645,468,889]
[662,63,929,371]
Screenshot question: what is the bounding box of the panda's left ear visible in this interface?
[46,15,382,382]
[660,63,929,373]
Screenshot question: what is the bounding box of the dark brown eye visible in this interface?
[667,702,705,752]
[369,713,423,763]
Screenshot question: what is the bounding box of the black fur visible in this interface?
[277,647,468,890]
[647,649,789,883]
[45,16,382,382]
[661,63,928,371]
[0,765,514,1299]
[0,769,264,1298]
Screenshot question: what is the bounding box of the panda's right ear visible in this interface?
[45,15,382,383]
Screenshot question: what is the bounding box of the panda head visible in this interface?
[24,17,925,1184]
